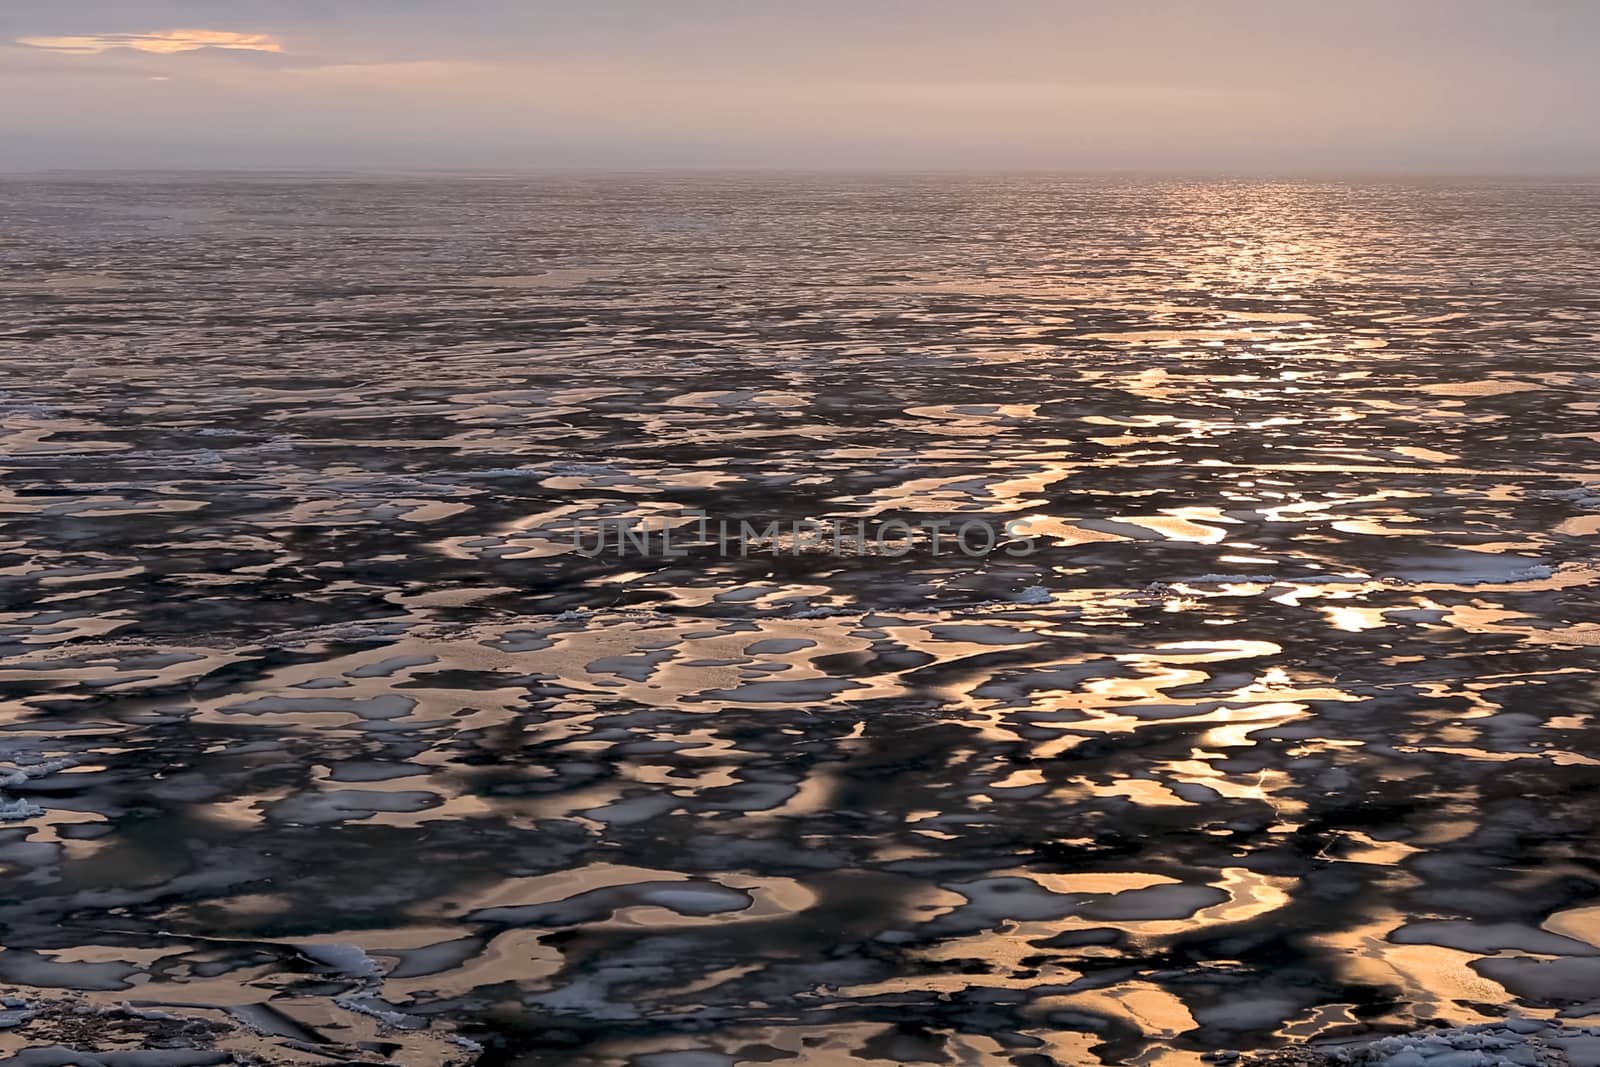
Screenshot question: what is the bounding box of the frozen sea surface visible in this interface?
[1,174,1599,1064]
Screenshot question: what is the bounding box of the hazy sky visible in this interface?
[4,1,1599,173]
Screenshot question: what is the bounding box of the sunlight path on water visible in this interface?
[0,175,1598,1063]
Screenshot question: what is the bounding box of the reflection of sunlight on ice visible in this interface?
[4,176,1599,1062]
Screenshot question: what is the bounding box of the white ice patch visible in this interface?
[1534,483,1600,509]
[1292,1018,1589,1067]
[0,796,45,821]
[1385,550,1553,585]
[295,941,385,980]
[1,756,80,788]
[334,994,428,1030]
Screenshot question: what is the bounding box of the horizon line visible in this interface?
[5,165,1600,182]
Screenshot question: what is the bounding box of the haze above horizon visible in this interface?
[4,1,1598,175]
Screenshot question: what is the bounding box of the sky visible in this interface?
[4,1,1599,174]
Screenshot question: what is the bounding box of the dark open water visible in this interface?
[1,175,1599,1064]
